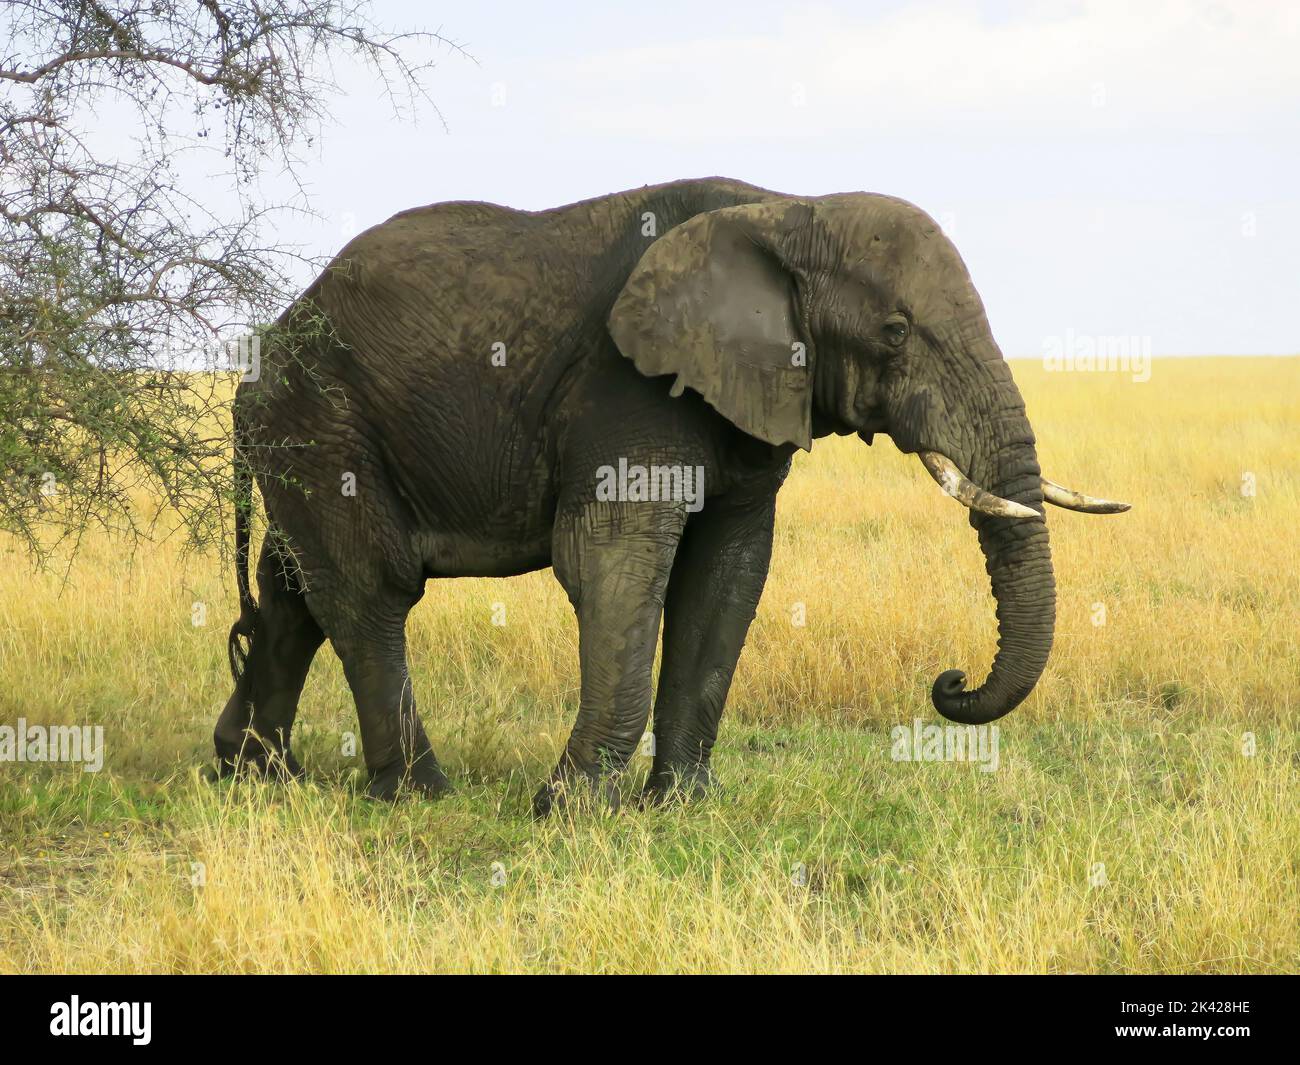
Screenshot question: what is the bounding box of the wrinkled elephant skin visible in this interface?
[213,178,1127,813]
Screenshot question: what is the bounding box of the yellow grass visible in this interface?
[0,356,1296,973]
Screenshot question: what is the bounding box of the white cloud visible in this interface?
[517,1,1300,141]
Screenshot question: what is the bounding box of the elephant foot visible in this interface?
[640,765,717,807]
[213,730,304,782]
[365,753,453,802]
[531,772,621,819]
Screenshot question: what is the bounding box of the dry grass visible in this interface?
[0,356,1296,973]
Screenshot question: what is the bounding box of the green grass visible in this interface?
[1,710,1294,972]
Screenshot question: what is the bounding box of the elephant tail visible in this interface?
[228,419,258,683]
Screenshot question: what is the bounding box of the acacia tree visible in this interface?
[0,1,459,563]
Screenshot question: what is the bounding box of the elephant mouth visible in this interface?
[853,409,890,446]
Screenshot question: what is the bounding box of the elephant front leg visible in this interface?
[536,501,686,817]
[644,495,775,804]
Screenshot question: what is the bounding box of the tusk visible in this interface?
[919,451,1041,520]
[1041,478,1131,514]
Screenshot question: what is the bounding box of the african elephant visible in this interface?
[214,177,1128,814]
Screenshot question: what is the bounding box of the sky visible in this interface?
[275,0,1299,357]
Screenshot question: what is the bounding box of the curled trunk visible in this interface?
[931,437,1056,725]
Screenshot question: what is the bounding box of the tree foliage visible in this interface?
[0,1,456,563]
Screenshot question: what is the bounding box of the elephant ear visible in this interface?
[608,201,814,451]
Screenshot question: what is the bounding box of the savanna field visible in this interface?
[0,357,1296,974]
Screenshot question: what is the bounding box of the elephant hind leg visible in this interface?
[214,536,323,778]
[308,588,451,802]
[343,637,449,801]
[253,456,448,801]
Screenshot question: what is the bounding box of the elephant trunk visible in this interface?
[930,428,1056,725]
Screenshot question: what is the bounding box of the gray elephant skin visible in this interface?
[214,177,1128,815]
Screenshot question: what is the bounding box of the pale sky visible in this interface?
[279,0,1298,357]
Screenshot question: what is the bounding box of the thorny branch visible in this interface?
[0,1,466,567]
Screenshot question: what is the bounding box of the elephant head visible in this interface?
[608,194,1128,725]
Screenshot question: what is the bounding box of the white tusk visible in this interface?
[919,451,1041,520]
[1041,478,1131,514]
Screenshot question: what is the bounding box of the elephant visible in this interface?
[213,177,1128,814]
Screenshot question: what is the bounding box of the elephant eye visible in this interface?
[882,315,909,347]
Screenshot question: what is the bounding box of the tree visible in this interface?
[0,1,460,564]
